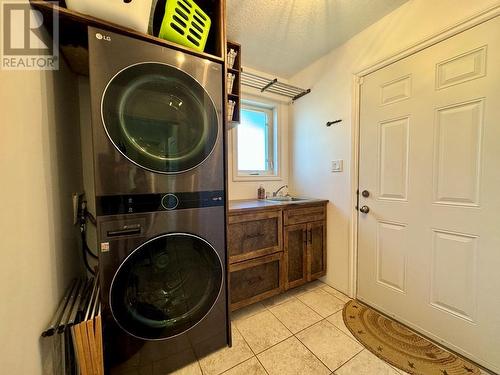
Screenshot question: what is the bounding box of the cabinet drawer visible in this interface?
[228,210,282,263]
[229,253,283,311]
[284,205,326,226]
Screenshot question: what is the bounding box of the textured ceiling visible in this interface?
[227,0,409,78]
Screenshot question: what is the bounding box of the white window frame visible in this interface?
[232,99,281,181]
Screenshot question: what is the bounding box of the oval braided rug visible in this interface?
[343,300,481,375]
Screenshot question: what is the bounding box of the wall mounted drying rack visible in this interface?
[241,69,311,102]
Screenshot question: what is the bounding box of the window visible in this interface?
[233,101,279,179]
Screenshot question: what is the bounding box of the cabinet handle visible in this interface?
[303,229,308,244]
[247,276,263,285]
[246,232,264,239]
[308,229,312,244]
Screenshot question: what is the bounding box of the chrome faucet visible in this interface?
[273,185,288,197]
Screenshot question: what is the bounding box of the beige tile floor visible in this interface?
[172,280,493,375]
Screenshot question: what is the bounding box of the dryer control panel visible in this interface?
[96,191,224,216]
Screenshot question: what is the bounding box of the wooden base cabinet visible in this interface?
[228,202,327,311]
[284,205,327,290]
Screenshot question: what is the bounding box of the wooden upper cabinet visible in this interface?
[228,210,282,264]
[284,224,308,289]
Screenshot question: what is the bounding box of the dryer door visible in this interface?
[110,233,223,340]
[102,62,219,174]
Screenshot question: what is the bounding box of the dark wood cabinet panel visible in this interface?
[228,210,282,264]
[308,221,327,280]
[229,253,283,311]
[284,224,308,289]
[284,205,325,226]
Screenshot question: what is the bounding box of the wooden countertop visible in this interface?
[228,198,328,214]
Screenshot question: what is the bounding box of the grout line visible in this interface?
[232,303,267,323]
[293,316,329,336]
[292,315,363,373]
[331,349,366,374]
[201,325,255,375]
[292,321,335,372]
[265,298,322,335]
[193,356,203,375]
[263,287,311,309]
[254,354,271,375]
[263,295,299,310]
[233,321,271,375]
[253,334,294,356]
[320,285,352,301]
[233,310,294,356]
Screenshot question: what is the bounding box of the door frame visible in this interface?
[348,3,500,298]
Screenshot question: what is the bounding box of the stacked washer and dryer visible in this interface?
[85,27,229,374]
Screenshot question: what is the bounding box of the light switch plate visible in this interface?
[331,160,343,172]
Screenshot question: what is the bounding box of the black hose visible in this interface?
[78,197,98,275]
[86,211,97,227]
[81,230,98,259]
[79,199,98,259]
[82,244,96,275]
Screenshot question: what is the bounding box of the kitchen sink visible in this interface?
[266,196,309,202]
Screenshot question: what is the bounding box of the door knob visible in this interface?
[362,190,370,198]
[360,206,370,214]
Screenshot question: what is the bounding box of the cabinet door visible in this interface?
[308,221,327,280]
[229,253,283,311]
[284,224,308,289]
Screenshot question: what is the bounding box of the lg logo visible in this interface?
[95,33,111,42]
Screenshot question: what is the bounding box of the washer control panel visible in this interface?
[97,191,224,216]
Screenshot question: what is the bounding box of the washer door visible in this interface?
[110,233,223,340]
[102,63,219,174]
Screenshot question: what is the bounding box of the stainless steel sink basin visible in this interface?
[267,197,308,202]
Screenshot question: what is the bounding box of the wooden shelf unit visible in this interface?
[30,0,226,75]
[226,41,241,124]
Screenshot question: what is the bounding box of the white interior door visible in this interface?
[358,15,500,373]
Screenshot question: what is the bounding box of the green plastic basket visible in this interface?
[159,0,211,52]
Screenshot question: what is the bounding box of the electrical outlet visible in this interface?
[331,160,343,172]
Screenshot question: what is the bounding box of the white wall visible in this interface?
[228,68,291,200]
[0,62,83,372]
[289,0,500,294]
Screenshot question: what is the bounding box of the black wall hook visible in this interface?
[326,119,342,127]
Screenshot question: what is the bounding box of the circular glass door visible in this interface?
[110,233,223,340]
[102,63,219,174]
